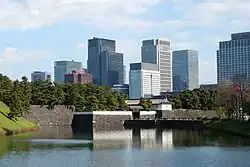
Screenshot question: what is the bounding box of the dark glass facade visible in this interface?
[217,32,250,84]
[100,51,124,87]
[172,50,199,91]
[87,37,116,85]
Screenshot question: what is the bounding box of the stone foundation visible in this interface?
[25,106,216,129]
[25,105,73,126]
[93,115,131,131]
[162,110,217,119]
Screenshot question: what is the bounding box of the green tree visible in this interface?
[173,96,182,109]
[7,80,23,119]
[139,98,152,111]
[0,74,129,117]
[107,94,119,111]
[146,99,152,111]
[85,95,99,112]
[19,76,31,114]
[117,94,129,111]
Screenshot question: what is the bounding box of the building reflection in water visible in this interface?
[71,128,174,150]
[33,126,207,150]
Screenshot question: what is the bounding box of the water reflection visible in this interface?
[1,127,250,155]
[1,128,250,167]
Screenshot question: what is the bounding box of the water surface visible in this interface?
[0,127,250,167]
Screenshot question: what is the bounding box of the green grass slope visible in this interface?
[0,101,37,135]
[0,128,4,135]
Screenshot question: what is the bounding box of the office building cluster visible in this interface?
[129,39,199,99]
[30,37,200,99]
[30,31,250,99]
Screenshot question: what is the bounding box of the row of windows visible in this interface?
[219,39,250,49]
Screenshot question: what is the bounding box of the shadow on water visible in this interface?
[1,126,250,158]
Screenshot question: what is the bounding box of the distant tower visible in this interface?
[87,37,124,86]
[141,39,172,93]
[124,65,126,83]
[172,50,199,92]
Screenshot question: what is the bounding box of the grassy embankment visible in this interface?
[205,119,250,137]
[0,101,38,135]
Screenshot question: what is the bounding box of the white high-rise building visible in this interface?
[141,39,172,93]
[129,63,160,99]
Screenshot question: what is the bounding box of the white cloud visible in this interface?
[0,47,54,80]
[0,0,167,30]
[173,0,250,28]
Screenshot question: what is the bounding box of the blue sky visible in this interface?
[0,0,250,84]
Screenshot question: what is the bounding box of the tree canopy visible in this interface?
[172,89,217,111]
[0,74,129,119]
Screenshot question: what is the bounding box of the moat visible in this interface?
[1,127,250,167]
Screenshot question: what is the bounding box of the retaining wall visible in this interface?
[73,111,156,131]
[25,106,216,129]
[162,110,217,119]
[25,105,74,126]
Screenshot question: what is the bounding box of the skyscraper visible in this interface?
[217,32,250,84]
[87,37,124,86]
[172,50,199,91]
[141,39,172,93]
[123,65,126,84]
[54,60,82,83]
[100,51,124,87]
[31,71,51,82]
[129,62,160,99]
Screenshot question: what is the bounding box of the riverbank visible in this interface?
[0,102,38,136]
[204,119,250,138]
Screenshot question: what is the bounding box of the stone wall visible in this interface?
[162,110,217,119]
[25,105,73,126]
[93,115,131,131]
[25,106,216,128]
[140,111,156,120]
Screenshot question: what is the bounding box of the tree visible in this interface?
[173,96,182,109]
[232,73,250,121]
[139,98,152,111]
[0,74,129,118]
[7,80,23,119]
[146,99,152,111]
[117,94,129,111]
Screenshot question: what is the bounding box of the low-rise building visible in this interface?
[112,84,129,96]
[200,84,218,90]
[64,69,92,84]
[31,71,51,82]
